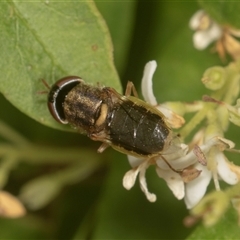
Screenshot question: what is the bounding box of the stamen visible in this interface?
[193,145,207,166]
[212,170,221,191]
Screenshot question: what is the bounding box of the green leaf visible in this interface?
[0,1,120,131]
[187,207,239,240]
[198,0,240,29]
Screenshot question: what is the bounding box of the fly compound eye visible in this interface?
[48,76,83,124]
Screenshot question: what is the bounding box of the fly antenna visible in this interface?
[37,79,50,94]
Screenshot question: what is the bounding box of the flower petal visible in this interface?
[217,136,235,149]
[184,163,212,209]
[165,137,221,170]
[206,22,222,40]
[127,155,145,168]
[122,168,139,190]
[227,161,240,180]
[139,165,157,202]
[229,28,240,37]
[216,152,238,185]
[193,31,213,50]
[189,10,205,30]
[156,168,184,199]
[156,105,185,128]
[157,149,197,170]
[193,23,222,50]
[141,60,158,105]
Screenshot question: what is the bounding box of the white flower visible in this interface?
[189,10,222,50]
[190,9,240,60]
[122,61,240,208]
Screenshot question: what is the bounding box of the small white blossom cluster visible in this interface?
[189,10,222,50]
[189,9,240,60]
[122,61,240,210]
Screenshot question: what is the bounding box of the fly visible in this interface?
[47,76,177,169]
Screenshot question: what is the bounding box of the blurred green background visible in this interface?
[0,0,239,239]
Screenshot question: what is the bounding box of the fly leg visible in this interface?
[89,132,110,153]
[160,155,202,183]
[125,81,139,98]
[97,143,110,153]
[159,155,182,174]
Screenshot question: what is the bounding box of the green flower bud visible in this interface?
[202,67,226,90]
[19,176,61,210]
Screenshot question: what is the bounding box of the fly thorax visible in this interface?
[63,84,109,133]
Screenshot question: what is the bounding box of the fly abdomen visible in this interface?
[108,99,170,156]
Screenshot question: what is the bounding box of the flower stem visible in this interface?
[180,106,209,139]
[0,120,29,146]
[0,143,101,165]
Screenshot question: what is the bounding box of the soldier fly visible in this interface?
[47,76,174,160]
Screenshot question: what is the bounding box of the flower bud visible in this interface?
[19,177,61,210]
[202,67,226,90]
[0,191,26,218]
[191,191,229,226]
